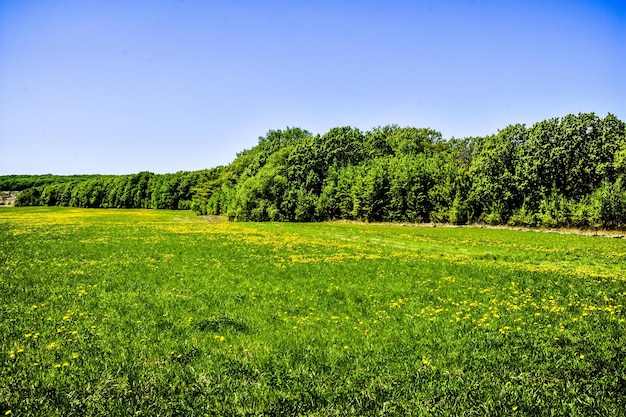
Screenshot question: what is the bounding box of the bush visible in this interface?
[14,187,41,206]
[591,180,626,228]
[483,202,505,225]
[508,205,536,227]
[536,193,571,228]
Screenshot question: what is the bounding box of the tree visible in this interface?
[469,124,526,221]
[387,127,442,156]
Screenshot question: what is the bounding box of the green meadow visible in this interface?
[1,207,625,416]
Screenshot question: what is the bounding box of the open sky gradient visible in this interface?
[1,0,624,175]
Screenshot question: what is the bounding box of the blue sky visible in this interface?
[1,0,624,175]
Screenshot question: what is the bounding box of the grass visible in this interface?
[1,207,625,416]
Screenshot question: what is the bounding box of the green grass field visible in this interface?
[1,207,625,416]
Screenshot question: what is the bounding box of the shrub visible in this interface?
[508,204,536,227]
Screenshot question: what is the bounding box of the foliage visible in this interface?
[191,113,626,229]
[0,174,110,191]
[14,171,207,211]
[10,113,626,229]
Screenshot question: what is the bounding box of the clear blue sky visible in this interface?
[1,0,624,175]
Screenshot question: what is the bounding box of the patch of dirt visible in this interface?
[331,220,625,239]
[198,215,226,222]
[172,215,226,223]
[476,224,625,239]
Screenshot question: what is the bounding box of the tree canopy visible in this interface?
[9,112,626,229]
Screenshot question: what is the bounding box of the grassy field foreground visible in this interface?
[1,207,625,416]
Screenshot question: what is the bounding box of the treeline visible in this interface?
[15,171,206,210]
[193,112,626,228]
[12,112,626,229]
[0,174,109,191]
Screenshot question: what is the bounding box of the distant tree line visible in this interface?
[0,174,109,191]
[11,112,626,229]
[14,171,206,210]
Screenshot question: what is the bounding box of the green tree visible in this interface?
[469,124,526,222]
[387,127,442,156]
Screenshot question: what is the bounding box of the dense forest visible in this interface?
[0,174,110,191]
[11,171,206,210]
[8,112,626,228]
